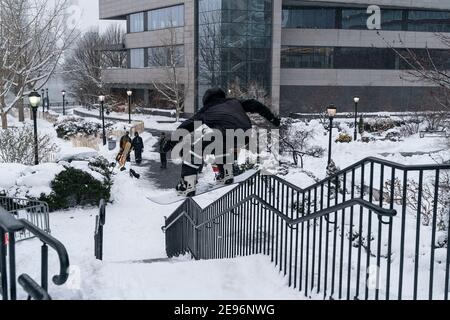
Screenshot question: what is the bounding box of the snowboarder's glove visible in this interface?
[272,117,281,128]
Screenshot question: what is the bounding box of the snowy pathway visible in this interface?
[13,146,303,300]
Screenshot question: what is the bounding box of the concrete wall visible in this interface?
[125,28,185,48]
[282,29,450,50]
[280,69,432,87]
[102,68,187,85]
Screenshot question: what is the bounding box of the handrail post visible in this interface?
[8,232,17,300]
[0,229,8,300]
[193,204,199,260]
[41,243,48,291]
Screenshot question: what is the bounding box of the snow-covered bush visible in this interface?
[54,116,113,140]
[280,119,325,168]
[0,125,59,165]
[335,133,352,143]
[40,157,114,211]
[364,117,400,133]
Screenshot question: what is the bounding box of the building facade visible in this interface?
[99,0,450,115]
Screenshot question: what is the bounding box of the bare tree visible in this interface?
[62,24,126,106]
[148,20,189,121]
[379,31,450,112]
[0,0,78,129]
[279,119,325,168]
[198,11,222,87]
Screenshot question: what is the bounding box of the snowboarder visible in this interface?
[166,87,281,197]
[159,132,169,169]
[117,131,132,171]
[132,132,144,164]
[120,132,132,161]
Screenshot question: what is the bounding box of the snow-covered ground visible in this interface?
[2,113,449,300]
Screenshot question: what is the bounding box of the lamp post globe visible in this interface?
[28,90,42,166]
[353,96,360,141]
[99,94,106,146]
[326,104,337,166]
[127,90,132,124]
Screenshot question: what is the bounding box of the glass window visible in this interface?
[341,9,368,30]
[130,49,145,68]
[281,47,334,68]
[129,12,144,33]
[283,5,450,33]
[281,46,450,70]
[148,5,185,31]
[148,46,185,67]
[381,9,404,31]
[407,10,450,32]
[282,7,336,29]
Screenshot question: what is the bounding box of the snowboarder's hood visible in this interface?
[202,87,226,108]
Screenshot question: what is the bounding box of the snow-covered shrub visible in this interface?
[40,159,113,211]
[280,119,325,168]
[54,116,113,140]
[335,133,352,143]
[0,125,59,165]
[364,117,400,133]
[384,178,449,232]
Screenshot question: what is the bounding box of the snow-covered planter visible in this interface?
[54,116,113,140]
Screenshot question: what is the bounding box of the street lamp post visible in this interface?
[353,96,360,141]
[127,89,133,124]
[327,104,337,166]
[28,90,42,166]
[46,89,50,111]
[99,94,106,146]
[41,89,45,114]
[61,90,66,116]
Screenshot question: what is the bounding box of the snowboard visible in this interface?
[147,169,257,205]
[118,142,132,170]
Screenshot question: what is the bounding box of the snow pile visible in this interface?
[0,159,110,199]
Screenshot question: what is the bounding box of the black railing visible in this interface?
[95,199,106,260]
[0,196,50,241]
[164,157,450,300]
[0,206,69,300]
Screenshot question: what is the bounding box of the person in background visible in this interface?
[132,132,144,164]
[159,132,168,169]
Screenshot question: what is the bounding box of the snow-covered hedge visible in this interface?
[54,116,113,140]
[0,156,114,211]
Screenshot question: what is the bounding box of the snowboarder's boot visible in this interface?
[175,175,197,197]
[215,164,234,185]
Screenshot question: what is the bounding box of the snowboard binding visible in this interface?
[213,164,234,185]
[176,175,198,197]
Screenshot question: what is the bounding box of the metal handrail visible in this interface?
[182,195,396,231]
[198,157,450,217]
[18,274,51,301]
[20,220,70,286]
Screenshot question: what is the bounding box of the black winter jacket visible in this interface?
[132,136,144,151]
[177,88,279,134]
